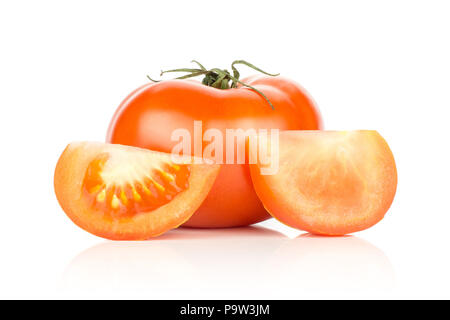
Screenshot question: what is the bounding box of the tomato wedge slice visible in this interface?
[54,142,220,240]
[250,130,397,235]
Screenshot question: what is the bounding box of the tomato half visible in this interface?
[106,75,322,227]
[54,142,220,240]
[250,131,397,235]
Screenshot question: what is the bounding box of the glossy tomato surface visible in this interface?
[107,75,322,227]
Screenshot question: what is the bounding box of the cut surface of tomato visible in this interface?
[250,130,397,235]
[54,142,220,240]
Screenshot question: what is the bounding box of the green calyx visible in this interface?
[147,60,279,109]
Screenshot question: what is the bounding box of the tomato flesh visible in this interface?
[250,130,397,235]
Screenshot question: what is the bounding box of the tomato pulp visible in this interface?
[250,131,397,235]
[107,75,322,227]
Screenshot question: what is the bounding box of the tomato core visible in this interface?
[82,152,190,218]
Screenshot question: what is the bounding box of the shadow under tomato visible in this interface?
[155,225,284,240]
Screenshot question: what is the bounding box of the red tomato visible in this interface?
[107,75,322,227]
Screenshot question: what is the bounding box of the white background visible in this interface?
[1,0,449,299]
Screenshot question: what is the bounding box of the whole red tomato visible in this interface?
[106,66,322,228]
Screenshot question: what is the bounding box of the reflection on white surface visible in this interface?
[262,234,395,292]
[61,227,394,298]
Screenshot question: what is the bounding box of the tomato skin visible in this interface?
[107,75,323,227]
